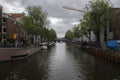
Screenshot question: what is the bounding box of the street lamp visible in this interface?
[14,21,18,47]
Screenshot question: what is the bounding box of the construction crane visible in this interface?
[63,6,86,13]
[63,6,91,42]
[63,5,110,49]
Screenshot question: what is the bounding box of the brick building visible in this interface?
[109,8,120,40]
[0,6,2,41]
[0,6,24,46]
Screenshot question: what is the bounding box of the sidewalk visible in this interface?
[0,47,42,62]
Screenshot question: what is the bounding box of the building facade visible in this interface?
[0,6,24,46]
[0,6,2,41]
[109,8,120,40]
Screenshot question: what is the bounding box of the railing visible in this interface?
[66,40,101,48]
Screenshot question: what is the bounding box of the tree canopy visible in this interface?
[79,0,114,49]
[65,30,73,40]
[21,5,57,43]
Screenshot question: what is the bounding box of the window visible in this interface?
[3,36,6,39]
[3,28,6,32]
[2,18,6,22]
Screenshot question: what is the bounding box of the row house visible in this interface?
[0,6,26,45]
[7,13,27,40]
[83,8,120,41]
[0,6,2,41]
[3,13,20,40]
[109,8,120,40]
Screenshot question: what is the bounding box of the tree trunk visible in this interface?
[100,27,107,50]
[88,29,91,42]
[107,21,110,40]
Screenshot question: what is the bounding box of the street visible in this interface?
[0,43,120,80]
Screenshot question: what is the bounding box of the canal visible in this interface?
[0,43,120,80]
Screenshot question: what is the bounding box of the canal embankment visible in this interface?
[67,42,120,64]
[0,42,55,63]
[0,47,42,63]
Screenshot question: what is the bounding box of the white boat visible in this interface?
[41,42,48,50]
[42,45,48,50]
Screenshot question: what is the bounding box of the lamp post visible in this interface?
[14,21,18,47]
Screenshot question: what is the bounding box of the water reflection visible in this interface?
[0,50,50,80]
[48,43,80,80]
[0,43,120,80]
[66,44,120,80]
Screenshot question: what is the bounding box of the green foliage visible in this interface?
[21,5,57,43]
[80,16,90,38]
[80,0,113,41]
[65,30,73,40]
[78,0,114,49]
[27,6,49,28]
[49,29,57,40]
[72,25,81,38]
[21,16,34,34]
[41,28,57,41]
[21,5,49,36]
[89,0,113,30]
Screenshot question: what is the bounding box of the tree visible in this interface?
[80,0,113,50]
[21,16,36,34]
[21,5,50,44]
[80,14,91,41]
[65,30,73,40]
[27,6,49,28]
[41,28,57,42]
[73,25,81,38]
[49,29,57,40]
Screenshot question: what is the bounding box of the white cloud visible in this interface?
[49,17,63,25]
[0,0,25,13]
[71,22,80,25]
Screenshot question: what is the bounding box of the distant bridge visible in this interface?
[54,38,66,42]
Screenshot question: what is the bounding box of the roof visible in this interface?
[10,13,23,19]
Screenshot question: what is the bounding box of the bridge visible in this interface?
[54,38,66,42]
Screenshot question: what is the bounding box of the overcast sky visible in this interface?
[0,0,120,38]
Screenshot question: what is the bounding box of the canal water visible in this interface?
[0,43,120,80]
